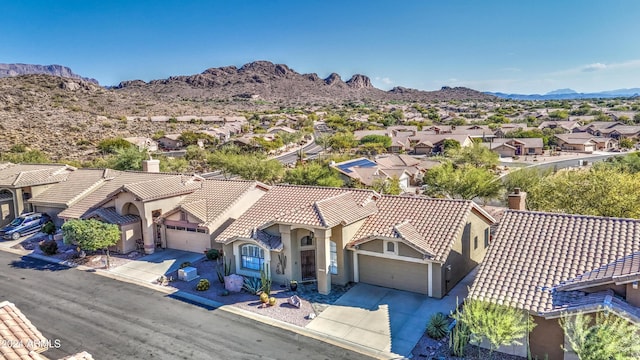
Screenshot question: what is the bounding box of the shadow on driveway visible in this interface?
[10,256,71,272]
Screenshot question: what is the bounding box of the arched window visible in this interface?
[387,241,395,253]
[241,244,264,271]
[301,235,313,247]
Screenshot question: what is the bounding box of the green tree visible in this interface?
[527,166,640,218]
[453,299,536,359]
[0,150,49,164]
[422,163,502,201]
[442,139,461,152]
[503,167,553,196]
[283,162,343,187]
[447,142,499,169]
[207,151,283,184]
[178,131,215,147]
[97,137,132,154]
[560,310,640,360]
[372,176,402,195]
[62,219,120,268]
[619,138,634,149]
[159,156,188,173]
[111,147,146,171]
[359,134,392,148]
[329,132,357,153]
[315,134,332,152]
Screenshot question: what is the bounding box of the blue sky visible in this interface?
[3,0,640,94]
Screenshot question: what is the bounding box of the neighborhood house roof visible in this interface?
[59,171,180,219]
[350,196,495,262]
[28,169,110,207]
[333,158,377,173]
[0,164,75,188]
[162,179,266,228]
[86,207,140,225]
[215,185,378,245]
[470,210,640,318]
[0,301,49,360]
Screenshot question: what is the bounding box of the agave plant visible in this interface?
[426,312,449,340]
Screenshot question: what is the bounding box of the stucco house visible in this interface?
[409,135,474,154]
[123,137,158,152]
[330,158,411,191]
[555,134,599,152]
[215,185,495,296]
[470,196,640,359]
[156,179,269,253]
[491,138,544,156]
[0,163,77,227]
[157,134,183,150]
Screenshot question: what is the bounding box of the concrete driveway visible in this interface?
[306,268,477,357]
[109,249,204,283]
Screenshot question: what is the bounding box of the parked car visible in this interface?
[0,212,51,240]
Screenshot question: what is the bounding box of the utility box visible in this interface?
[178,267,198,281]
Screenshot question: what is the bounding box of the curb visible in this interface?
[6,248,405,359]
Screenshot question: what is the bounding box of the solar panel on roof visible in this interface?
[336,159,377,173]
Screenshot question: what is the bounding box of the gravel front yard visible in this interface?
[411,332,526,360]
[167,258,353,328]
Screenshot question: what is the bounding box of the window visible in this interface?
[166,225,176,230]
[527,147,536,154]
[484,228,490,248]
[180,211,188,221]
[301,235,313,247]
[196,229,206,233]
[186,227,196,232]
[384,240,397,255]
[474,236,478,250]
[241,244,264,271]
[329,241,338,275]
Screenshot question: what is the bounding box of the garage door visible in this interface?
[166,230,210,253]
[358,254,429,294]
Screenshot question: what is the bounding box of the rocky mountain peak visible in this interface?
[324,73,344,86]
[346,74,372,89]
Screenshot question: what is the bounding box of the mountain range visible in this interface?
[0,63,99,84]
[486,88,640,100]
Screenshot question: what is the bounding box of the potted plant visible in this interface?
[290,280,298,292]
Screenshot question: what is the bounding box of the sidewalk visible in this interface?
[1,246,400,360]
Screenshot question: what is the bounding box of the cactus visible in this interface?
[260,292,269,303]
[196,279,210,291]
[426,312,449,340]
[242,276,262,295]
[260,263,272,296]
[216,257,232,283]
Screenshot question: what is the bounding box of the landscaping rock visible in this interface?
[224,274,243,292]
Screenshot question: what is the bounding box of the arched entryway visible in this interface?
[120,202,144,253]
[0,189,15,227]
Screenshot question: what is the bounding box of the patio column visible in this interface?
[278,224,293,281]
[352,249,359,282]
[316,228,332,295]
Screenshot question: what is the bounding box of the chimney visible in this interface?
[508,188,527,210]
[142,159,160,173]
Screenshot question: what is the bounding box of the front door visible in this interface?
[301,250,316,281]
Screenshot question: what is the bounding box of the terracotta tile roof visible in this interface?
[85,207,140,225]
[29,169,109,207]
[470,210,640,315]
[58,171,176,219]
[0,164,73,188]
[314,192,378,228]
[121,175,202,202]
[555,252,640,291]
[543,289,640,324]
[215,185,377,243]
[350,196,495,262]
[0,301,49,360]
[167,180,265,227]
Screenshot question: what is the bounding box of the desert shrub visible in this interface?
[206,249,220,261]
[179,261,192,269]
[196,279,210,291]
[41,221,56,235]
[39,240,58,255]
[242,276,262,295]
[427,312,449,340]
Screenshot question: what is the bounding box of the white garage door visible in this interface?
[166,230,210,253]
[358,254,429,294]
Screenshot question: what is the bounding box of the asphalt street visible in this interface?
[0,252,371,360]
